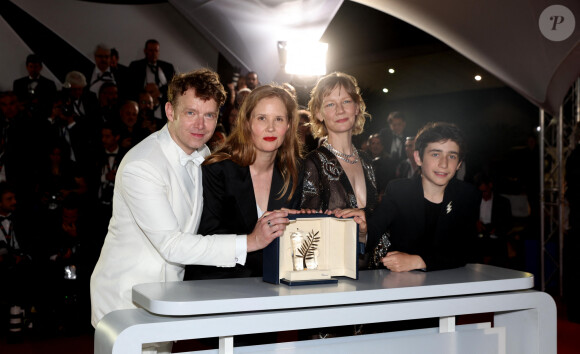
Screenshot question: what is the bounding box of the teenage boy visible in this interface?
[339,122,480,272]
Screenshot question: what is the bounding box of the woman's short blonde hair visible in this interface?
[307,72,370,139]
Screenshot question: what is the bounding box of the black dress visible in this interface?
[300,146,378,214]
[184,159,302,280]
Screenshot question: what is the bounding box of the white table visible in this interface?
[94,264,556,353]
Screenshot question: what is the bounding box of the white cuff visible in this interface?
[234,235,248,265]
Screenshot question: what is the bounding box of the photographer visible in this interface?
[0,183,39,341]
[61,71,99,123]
[35,97,90,214]
[49,96,93,175]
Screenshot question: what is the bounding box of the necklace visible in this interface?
[323,141,359,164]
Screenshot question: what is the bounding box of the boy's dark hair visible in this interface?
[414,122,467,162]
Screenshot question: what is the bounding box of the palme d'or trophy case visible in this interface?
[263,213,359,285]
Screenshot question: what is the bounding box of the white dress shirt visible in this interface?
[89,67,115,95]
[480,196,493,224]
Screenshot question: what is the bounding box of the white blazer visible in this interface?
[90,125,237,327]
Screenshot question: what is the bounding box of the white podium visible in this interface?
[94,264,556,354]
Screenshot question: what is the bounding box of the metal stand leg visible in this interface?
[219,336,234,354]
[439,316,455,333]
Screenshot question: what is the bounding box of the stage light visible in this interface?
[279,41,328,76]
[474,75,482,81]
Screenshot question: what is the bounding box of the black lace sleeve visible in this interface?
[300,155,323,210]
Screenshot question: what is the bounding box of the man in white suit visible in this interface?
[90,69,288,353]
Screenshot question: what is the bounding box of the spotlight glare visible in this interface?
[474,75,482,81]
[284,41,328,76]
[388,68,395,74]
[382,88,389,93]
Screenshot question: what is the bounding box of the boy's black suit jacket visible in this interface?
[367,175,480,271]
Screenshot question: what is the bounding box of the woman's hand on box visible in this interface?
[333,208,367,235]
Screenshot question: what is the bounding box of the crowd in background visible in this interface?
[0,39,555,340]
[0,41,179,337]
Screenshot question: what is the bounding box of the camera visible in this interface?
[61,102,74,117]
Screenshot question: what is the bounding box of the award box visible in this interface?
[263,213,359,285]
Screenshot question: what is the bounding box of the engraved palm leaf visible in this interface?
[298,230,320,269]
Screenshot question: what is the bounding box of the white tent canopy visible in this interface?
[171,0,579,115]
[1,0,578,115]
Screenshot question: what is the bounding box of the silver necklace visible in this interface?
[323,141,359,164]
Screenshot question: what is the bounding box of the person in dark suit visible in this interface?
[51,96,93,175]
[93,123,127,238]
[34,140,88,217]
[41,193,94,334]
[395,136,420,180]
[109,48,131,100]
[128,39,175,100]
[12,54,57,119]
[185,84,303,281]
[0,92,42,205]
[378,111,408,165]
[85,44,117,98]
[0,183,40,340]
[117,100,149,150]
[367,133,396,199]
[136,91,163,135]
[473,172,512,266]
[90,82,120,139]
[62,71,99,123]
[339,122,480,272]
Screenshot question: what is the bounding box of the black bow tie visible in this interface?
[0,215,12,222]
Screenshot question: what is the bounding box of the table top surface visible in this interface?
[132,264,533,316]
